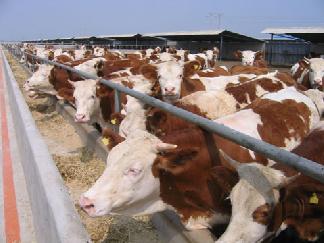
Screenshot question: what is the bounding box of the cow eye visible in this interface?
[91,95,95,99]
[124,168,142,176]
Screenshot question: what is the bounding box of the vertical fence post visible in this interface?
[113,90,122,133]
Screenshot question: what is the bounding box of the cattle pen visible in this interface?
[2,43,324,243]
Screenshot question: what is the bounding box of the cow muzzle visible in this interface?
[74,113,89,123]
[79,195,96,216]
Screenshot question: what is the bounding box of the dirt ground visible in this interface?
[4,51,161,243]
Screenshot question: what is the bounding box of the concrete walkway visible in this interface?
[0,53,36,243]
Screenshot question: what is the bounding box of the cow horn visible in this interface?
[274,173,301,189]
[156,143,177,152]
[219,149,241,170]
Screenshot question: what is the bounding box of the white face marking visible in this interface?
[80,130,166,216]
[308,58,324,88]
[74,58,104,76]
[217,164,285,243]
[24,64,53,93]
[94,47,105,57]
[72,79,99,123]
[157,61,184,101]
[241,50,258,66]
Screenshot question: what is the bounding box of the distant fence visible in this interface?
[4,43,324,184]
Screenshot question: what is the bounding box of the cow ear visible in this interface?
[57,88,75,103]
[255,51,263,60]
[154,147,199,176]
[183,60,200,77]
[140,64,158,82]
[234,50,242,59]
[101,128,125,150]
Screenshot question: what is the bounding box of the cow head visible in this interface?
[216,151,299,243]
[235,50,263,66]
[308,58,324,89]
[94,47,105,57]
[24,64,53,96]
[70,79,100,123]
[141,60,200,103]
[79,130,175,217]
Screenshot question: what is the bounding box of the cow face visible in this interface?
[308,58,324,88]
[217,152,298,243]
[71,79,100,123]
[79,130,175,217]
[157,61,184,102]
[236,50,262,66]
[24,64,53,95]
[94,47,105,57]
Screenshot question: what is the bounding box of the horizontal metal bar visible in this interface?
[5,45,324,183]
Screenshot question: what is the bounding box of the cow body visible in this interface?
[79,87,323,231]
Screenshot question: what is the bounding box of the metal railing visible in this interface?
[4,43,324,183]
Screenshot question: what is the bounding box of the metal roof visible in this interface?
[262,27,324,43]
[97,29,262,42]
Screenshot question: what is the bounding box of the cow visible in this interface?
[140,60,256,103]
[24,64,55,97]
[292,58,324,90]
[234,50,267,68]
[216,119,324,243]
[59,74,153,130]
[79,87,324,231]
[162,71,296,120]
[205,47,220,68]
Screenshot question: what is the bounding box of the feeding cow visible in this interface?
[79,87,324,231]
[216,119,324,243]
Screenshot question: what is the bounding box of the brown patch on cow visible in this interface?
[152,128,238,222]
[285,218,324,242]
[55,55,73,64]
[180,78,206,97]
[234,50,242,59]
[230,65,269,75]
[251,99,311,148]
[102,128,125,150]
[57,87,75,103]
[253,59,268,68]
[197,66,230,77]
[140,64,158,82]
[146,103,207,137]
[253,203,273,225]
[183,60,200,77]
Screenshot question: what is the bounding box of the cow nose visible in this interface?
[75,114,86,121]
[164,87,176,94]
[315,79,322,85]
[79,195,95,214]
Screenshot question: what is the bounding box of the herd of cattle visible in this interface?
[14,43,324,242]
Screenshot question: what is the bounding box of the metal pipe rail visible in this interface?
[5,44,324,183]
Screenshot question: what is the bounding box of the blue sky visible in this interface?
[0,0,323,41]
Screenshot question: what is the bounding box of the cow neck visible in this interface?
[202,129,221,166]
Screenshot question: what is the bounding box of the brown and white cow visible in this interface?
[177,71,296,120]
[292,58,324,90]
[217,120,324,243]
[235,50,267,68]
[79,87,324,230]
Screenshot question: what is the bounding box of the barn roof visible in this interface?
[262,27,324,43]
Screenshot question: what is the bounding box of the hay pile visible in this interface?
[4,51,161,243]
